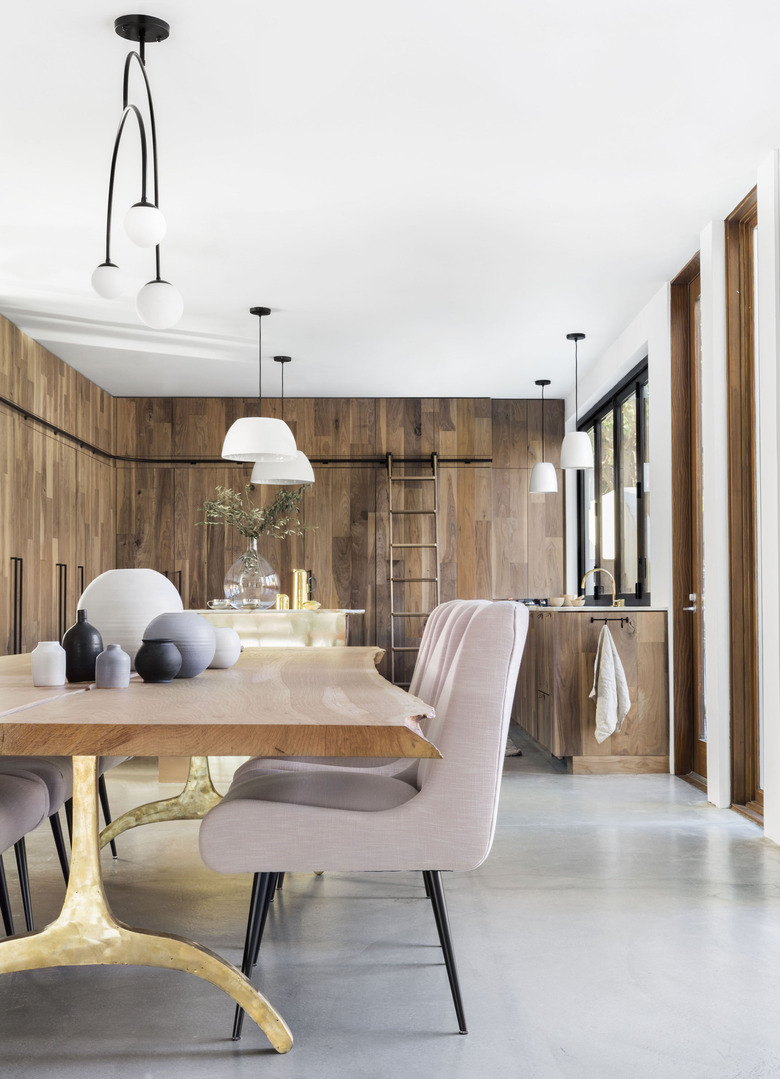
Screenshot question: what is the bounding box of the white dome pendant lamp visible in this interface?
[560,331,594,470]
[250,357,315,485]
[222,307,298,463]
[528,379,558,494]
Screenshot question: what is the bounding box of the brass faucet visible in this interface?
[580,567,618,606]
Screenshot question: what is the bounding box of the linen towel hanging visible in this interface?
[590,624,631,744]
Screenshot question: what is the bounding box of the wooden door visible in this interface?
[672,256,707,779]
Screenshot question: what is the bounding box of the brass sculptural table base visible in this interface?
[0,756,293,1053]
[99,755,222,849]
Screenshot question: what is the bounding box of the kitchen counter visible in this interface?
[515,607,669,773]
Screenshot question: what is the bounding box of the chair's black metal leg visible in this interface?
[276,872,284,890]
[13,838,33,932]
[49,812,70,884]
[98,773,118,857]
[0,855,14,936]
[251,871,279,967]
[64,797,73,842]
[422,870,430,897]
[233,872,276,1040]
[423,870,468,1034]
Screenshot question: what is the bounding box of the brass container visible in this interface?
[275,593,290,610]
[292,569,309,610]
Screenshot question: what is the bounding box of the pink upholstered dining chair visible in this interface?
[199,599,529,1038]
[230,597,486,786]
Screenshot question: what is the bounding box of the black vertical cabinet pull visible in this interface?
[10,557,23,654]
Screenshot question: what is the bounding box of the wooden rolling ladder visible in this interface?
[387,452,440,686]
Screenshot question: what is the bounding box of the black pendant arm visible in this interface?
[102,104,150,263]
[122,50,161,209]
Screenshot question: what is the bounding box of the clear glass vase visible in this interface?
[224,538,280,610]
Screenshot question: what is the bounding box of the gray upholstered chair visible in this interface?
[0,770,50,936]
[0,756,129,888]
[199,599,529,1038]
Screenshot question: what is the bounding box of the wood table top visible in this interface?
[0,648,439,760]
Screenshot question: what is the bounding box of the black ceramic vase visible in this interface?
[134,638,182,683]
[62,609,103,683]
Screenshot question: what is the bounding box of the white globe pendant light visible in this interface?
[91,16,182,327]
[124,200,167,247]
[91,260,124,299]
[222,309,298,464]
[560,332,594,470]
[528,379,558,494]
[136,278,183,329]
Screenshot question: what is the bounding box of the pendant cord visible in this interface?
[541,382,545,456]
[258,318,262,417]
[281,362,285,422]
[574,338,579,427]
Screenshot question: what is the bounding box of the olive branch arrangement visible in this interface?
[198,484,308,541]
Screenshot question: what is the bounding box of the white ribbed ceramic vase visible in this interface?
[143,612,216,678]
[208,626,242,669]
[31,641,66,687]
[78,569,183,669]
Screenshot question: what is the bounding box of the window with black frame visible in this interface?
[577,361,650,604]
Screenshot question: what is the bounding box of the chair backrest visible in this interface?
[412,600,529,871]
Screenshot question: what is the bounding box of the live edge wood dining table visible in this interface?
[0,647,438,1054]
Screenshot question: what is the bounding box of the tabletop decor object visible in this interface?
[30,641,67,687]
[78,569,184,669]
[199,484,307,610]
[143,612,216,677]
[62,609,104,683]
[208,627,242,669]
[134,638,182,683]
[95,644,131,688]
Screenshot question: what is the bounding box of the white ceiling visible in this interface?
[2,0,780,401]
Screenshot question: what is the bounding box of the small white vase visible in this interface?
[209,626,242,669]
[31,641,66,687]
[95,644,131,688]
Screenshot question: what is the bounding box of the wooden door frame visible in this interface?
[725,188,762,814]
[671,252,701,776]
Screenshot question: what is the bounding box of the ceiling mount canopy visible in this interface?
[221,308,298,464]
[560,332,594,470]
[528,378,557,494]
[91,13,183,329]
[250,356,315,486]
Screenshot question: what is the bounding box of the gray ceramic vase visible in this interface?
[95,644,131,688]
[143,612,216,678]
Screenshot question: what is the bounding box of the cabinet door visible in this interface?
[115,463,175,582]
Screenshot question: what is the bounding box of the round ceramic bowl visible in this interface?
[143,612,216,678]
[548,597,564,607]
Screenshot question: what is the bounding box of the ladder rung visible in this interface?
[389,475,436,482]
[390,576,438,583]
[391,646,421,653]
[392,681,412,688]
[392,611,433,617]
[390,543,437,549]
[389,509,437,515]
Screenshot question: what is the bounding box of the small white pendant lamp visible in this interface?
[528,378,558,494]
[250,357,315,485]
[222,308,298,463]
[560,331,594,470]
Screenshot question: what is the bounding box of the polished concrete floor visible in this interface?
[2,737,780,1079]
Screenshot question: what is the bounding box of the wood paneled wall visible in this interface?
[1,314,566,660]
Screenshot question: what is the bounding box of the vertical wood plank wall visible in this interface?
[1,315,565,663]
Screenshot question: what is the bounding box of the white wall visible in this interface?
[562,154,780,834]
[698,222,731,809]
[563,285,675,762]
[756,152,780,842]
